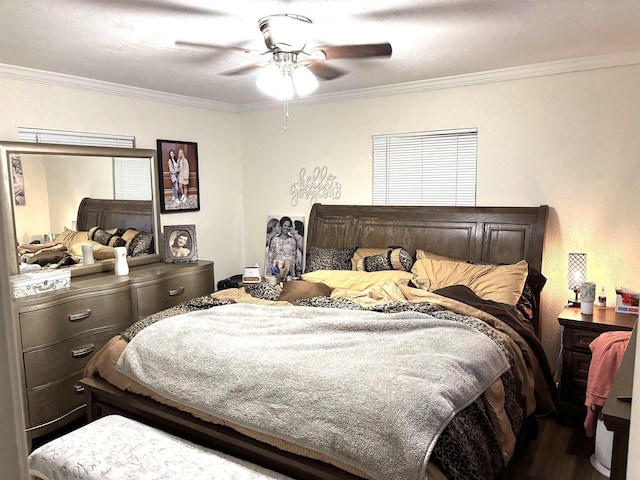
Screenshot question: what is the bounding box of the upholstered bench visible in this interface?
[28,415,294,480]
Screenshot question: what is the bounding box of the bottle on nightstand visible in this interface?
[598,287,607,308]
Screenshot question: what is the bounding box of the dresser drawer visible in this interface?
[570,351,592,380]
[20,290,132,349]
[134,270,213,318]
[23,326,125,388]
[564,327,601,353]
[27,371,86,427]
[567,377,588,406]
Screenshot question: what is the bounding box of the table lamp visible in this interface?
[568,252,587,307]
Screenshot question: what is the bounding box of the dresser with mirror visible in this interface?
[0,141,214,446]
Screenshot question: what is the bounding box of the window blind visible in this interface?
[372,128,477,206]
[113,157,152,201]
[18,127,135,148]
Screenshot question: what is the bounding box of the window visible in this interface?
[18,127,134,148]
[18,127,148,200]
[113,157,152,201]
[372,128,477,206]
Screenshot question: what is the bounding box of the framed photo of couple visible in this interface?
[156,139,200,213]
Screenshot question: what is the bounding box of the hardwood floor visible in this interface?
[509,413,609,480]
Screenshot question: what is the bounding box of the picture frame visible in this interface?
[156,139,200,213]
[164,224,198,263]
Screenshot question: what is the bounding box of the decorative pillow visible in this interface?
[120,228,154,256]
[305,246,357,273]
[302,270,413,290]
[244,282,280,301]
[278,280,332,304]
[88,227,126,248]
[359,248,414,272]
[351,247,391,270]
[411,258,528,306]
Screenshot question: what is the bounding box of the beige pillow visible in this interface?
[302,270,413,290]
[351,247,391,270]
[415,249,462,262]
[55,228,89,247]
[411,258,528,305]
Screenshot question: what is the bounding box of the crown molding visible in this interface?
[2,52,639,114]
[240,52,640,112]
[0,64,239,113]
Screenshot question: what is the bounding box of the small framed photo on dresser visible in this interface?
[164,224,198,263]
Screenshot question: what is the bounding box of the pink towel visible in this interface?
[583,330,631,437]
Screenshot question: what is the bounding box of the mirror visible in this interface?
[0,142,161,277]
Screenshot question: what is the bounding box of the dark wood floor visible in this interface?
[509,414,608,480]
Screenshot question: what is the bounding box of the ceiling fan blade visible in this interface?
[314,43,392,60]
[306,62,347,81]
[175,40,262,55]
[218,62,265,76]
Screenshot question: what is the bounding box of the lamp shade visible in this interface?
[256,64,294,100]
[568,252,587,290]
[291,64,318,96]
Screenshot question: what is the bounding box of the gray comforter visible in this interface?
[116,303,509,480]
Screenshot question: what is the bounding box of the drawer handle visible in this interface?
[68,309,92,322]
[74,384,85,394]
[71,344,95,358]
[168,287,185,297]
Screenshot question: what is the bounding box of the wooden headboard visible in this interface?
[76,197,154,233]
[306,204,549,336]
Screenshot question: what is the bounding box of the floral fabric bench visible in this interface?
[28,415,294,480]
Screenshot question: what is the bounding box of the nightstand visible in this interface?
[557,306,636,425]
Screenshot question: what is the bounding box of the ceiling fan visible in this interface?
[175,14,392,99]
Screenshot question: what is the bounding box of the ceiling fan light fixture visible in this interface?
[291,64,318,96]
[256,63,294,100]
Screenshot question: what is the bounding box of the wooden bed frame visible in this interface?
[307,203,548,337]
[76,197,154,233]
[81,203,549,480]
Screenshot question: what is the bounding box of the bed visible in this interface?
[18,197,155,268]
[81,203,556,480]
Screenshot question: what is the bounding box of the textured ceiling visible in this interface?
[1,0,639,106]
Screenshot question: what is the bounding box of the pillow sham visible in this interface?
[351,247,391,270]
[359,248,414,272]
[278,280,332,303]
[305,246,357,273]
[88,227,126,248]
[415,249,464,262]
[411,258,528,306]
[120,228,154,257]
[55,228,89,248]
[302,270,413,290]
